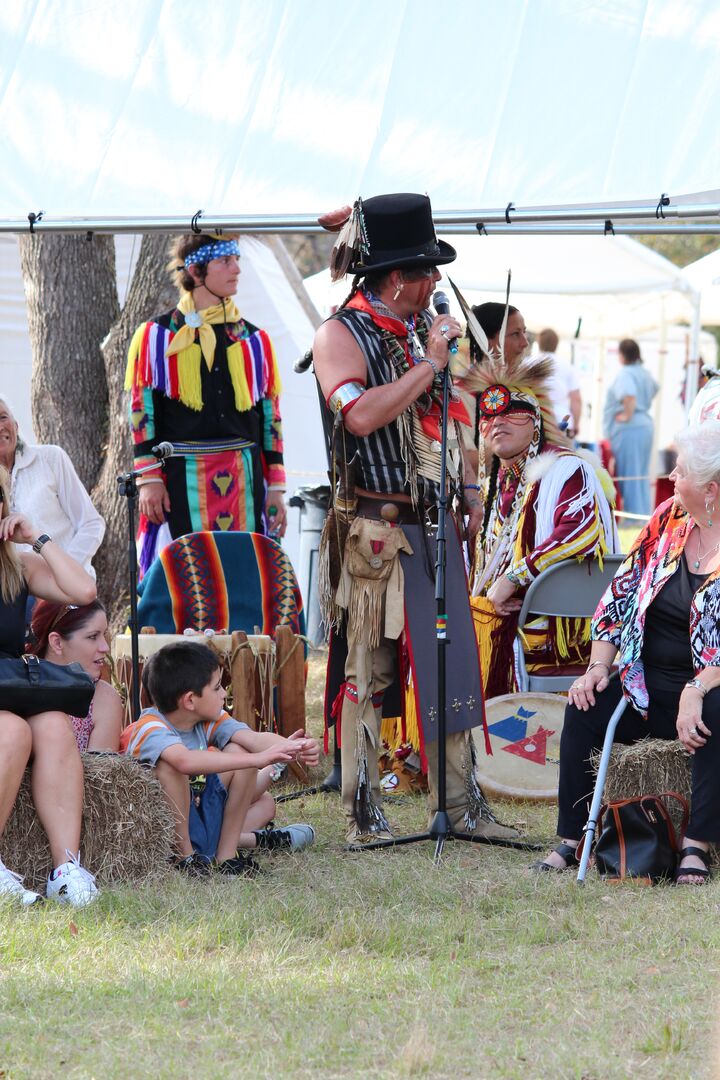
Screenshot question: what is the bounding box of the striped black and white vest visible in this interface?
[326,307,440,508]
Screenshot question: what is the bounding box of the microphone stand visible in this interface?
[350,365,540,862]
[116,460,166,722]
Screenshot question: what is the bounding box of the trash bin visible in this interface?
[289,485,330,646]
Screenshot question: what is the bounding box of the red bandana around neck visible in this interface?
[345,292,470,436]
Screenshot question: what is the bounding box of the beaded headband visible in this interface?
[477,384,538,418]
[184,239,240,269]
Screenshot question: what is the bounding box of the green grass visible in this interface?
[0,658,719,1080]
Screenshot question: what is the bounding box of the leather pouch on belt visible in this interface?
[336,517,414,649]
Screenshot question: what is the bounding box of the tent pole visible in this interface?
[2,205,720,237]
[684,294,703,414]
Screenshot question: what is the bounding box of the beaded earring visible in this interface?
[393,282,404,301]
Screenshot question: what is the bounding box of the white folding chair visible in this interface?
[514,555,625,693]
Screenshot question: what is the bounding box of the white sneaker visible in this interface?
[46,851,99,908]
[0,859,42,906]
[254,823,316,852]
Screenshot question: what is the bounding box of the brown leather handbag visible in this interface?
[591,791,689,884]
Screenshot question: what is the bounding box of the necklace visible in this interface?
[692,525,720,570]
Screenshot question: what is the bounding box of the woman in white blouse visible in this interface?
[0,398,104,577]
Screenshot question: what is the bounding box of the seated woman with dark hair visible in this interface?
[30,600,122,753]
[0,466,100,906]
[533,421,720,885]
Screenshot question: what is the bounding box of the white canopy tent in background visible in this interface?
[305,233,710,448]
[682,248,720,327]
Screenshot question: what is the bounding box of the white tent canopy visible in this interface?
[304,233,709,448]
[682,247,720,325]
[2,0,720,219]
[305,234,698,338]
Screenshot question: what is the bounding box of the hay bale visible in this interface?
[596,737,718,859]
[1,753,175,889]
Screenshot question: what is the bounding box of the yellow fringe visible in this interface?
[177,344,204,412]
[470,594,501,695]
[124,324,145,391]
[555,615,569,657]
[380,673,422,755]
[226,342,253,412]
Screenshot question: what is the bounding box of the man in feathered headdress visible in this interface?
[313,193,517,845]
[460,300,619,698]
[125,233,286,575]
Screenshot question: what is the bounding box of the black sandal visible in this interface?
[530,842,580,873]
[675,845,712,886]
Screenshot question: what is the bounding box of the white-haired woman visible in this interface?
[534,421,720,884]
[0,466,100,906]
[0,398,104,577]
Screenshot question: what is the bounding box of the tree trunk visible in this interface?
[91,233,177,630]
[18,234,119,491]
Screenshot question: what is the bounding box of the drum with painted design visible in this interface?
[473,692,566,802]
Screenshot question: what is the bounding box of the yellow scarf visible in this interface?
[165,291,242,371]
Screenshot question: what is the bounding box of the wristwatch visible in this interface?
[685,677,707,698]
[32,534,52,554]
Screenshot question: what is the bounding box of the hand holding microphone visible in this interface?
[433,291,461,355]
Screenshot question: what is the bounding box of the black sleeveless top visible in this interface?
[642,556,707,699]
[0,583,29,658]
[327,307,440,506]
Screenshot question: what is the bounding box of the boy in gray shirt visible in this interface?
[123,641,319,875]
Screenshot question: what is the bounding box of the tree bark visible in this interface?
[91,233,176,629]
[18,234,119,491]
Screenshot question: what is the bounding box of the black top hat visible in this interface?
[344,193,456,276]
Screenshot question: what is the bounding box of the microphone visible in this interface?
[151,441,175,460]
[294,349,313,374]
[432,291,459,354]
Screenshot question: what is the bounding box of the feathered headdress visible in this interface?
[449,274,570,453]
[463,351,571,452]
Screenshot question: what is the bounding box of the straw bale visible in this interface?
[0,752,174,890]
[595,737,718,858]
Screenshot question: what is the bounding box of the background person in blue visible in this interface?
[603,338,658,518]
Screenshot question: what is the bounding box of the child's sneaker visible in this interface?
[253,823,316,852]
[0,859,42,906]
[215,853,262,878]
[174,853,212,877]
[46,851,98,908]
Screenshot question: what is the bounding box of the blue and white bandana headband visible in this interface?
[184,239,240,269]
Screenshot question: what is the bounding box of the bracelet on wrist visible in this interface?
[685,676,707,698]
[423,356,440,377]
[586,660,610,674]
[463,484,481,491]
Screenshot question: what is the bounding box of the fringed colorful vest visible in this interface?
[125,309,282,415]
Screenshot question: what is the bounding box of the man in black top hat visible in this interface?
[313,192,517,844]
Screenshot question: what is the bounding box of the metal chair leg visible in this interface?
[576,698,627,884]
